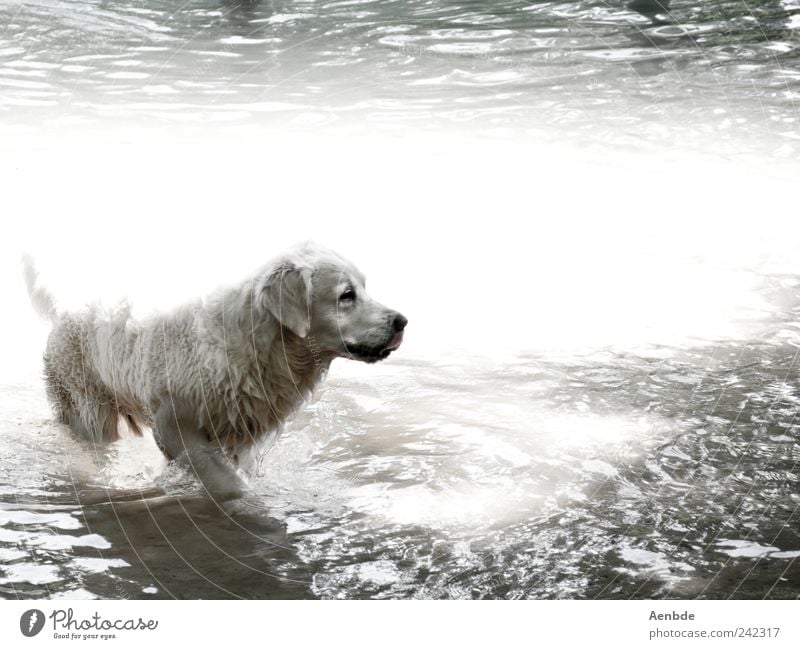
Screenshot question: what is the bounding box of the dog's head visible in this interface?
[257,243,407,363]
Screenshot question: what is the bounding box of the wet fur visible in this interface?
[23,243,405,497]
[39,299,332,455]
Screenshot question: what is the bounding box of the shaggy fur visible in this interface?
[24,243,407,497]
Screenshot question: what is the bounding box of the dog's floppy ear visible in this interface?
[259,263,312,338]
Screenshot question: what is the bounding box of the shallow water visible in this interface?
[1,0,799,155]
[2,0,800,600]
[2,285,800,599]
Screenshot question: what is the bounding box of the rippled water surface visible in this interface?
[2,0,800,600]
[1,0,799,153]
[2,287,800,599]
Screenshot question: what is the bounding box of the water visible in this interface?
[1,0,799,155]
[2,0,800,600]
[2,291,800,599]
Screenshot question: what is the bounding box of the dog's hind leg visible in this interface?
[43,343,118,443]
[69,395,120,445]
[43,354,73,426]
[43,360,98,442]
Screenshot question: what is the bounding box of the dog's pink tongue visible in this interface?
[384,331,404,352]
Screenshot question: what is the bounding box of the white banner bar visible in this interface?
[1,601,798,648]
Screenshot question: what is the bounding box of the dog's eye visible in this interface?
[339,288,356,302]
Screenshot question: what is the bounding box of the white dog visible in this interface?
[23,243,407,498]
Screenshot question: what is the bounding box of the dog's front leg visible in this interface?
[153,404,247,501]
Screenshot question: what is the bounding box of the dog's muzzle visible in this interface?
[346,312,407,363]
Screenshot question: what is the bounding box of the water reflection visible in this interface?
[0,0,798,154]
[1,490,313,599]
[5,311,800,598]
[628,0,674,24]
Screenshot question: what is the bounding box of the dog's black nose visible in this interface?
[392,313,408,332]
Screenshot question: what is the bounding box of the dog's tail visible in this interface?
[22,254,58,322]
